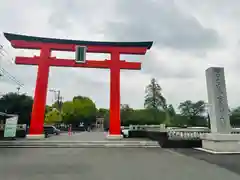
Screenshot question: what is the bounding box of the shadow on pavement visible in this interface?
[171,148,240,175]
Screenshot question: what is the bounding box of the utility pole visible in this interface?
[17,87,20,94]
[49,89,63,112]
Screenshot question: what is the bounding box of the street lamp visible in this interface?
[49,89,60,99]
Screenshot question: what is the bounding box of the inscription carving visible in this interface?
[214,68,225,126]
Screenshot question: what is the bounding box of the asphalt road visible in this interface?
[1,148,240,180]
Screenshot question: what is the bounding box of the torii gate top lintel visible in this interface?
[4,32,153,54]
[4,32,153,70]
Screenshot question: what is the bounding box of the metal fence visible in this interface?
[128,124,240,140]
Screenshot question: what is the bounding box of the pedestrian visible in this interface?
[68,124,72,136]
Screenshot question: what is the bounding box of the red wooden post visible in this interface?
[29,47,50,136]
[109,51,121,135]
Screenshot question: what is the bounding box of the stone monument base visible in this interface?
[199,133,240,154]
[26,134,45,140]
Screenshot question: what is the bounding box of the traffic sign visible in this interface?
[4,116,18,138]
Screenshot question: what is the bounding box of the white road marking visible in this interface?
[164,149,186,157]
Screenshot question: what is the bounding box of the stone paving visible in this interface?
[46,131,107,141]
[47,131,150,141]
[46,131,150,141]
[1,132,240,179]
[1,147,240,180]
[0,132,158,147]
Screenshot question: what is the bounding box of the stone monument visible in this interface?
[200,67,240,153]
[206,67,231,133]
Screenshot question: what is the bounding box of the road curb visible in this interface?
[0,145,161,148]
[0,141,161,148]
[194,148,240,154]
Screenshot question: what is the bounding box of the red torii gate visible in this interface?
[4,32,152,139]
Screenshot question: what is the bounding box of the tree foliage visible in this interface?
[144,78,167,110]
[121,104,134,124]
[230,106,240,127]
[45,105,53,116]
[97,108,108,118]
[178,100,206,126]
[178,100,205,116]
[165,104,176,125]
[61,96,97,126]
[45,109,62,125]
[0,92,33,125]
[2,78,240,129]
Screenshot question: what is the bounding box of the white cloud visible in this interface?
[0,0,240,111]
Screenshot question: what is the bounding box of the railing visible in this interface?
[167,130,208,140]
[127,125,240,140]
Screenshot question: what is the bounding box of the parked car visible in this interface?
[44,125,61,135]
[121,126,129,138]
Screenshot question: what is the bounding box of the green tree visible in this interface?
[230,107,240,127]
[165,104,176,125]
[103,111,110,129]
[73,95,91,102]
[232,107,240,113]
[144,78,167,110]
[45,105,52,116]
[178,100,206,126]
[61,96,97,126]
[0,92,33,125]
[121,104,134,125]
[52,101,57,109]
[45,109,62,125]
[73,97,97,125]
[61,101,75,124]
[167,104,176,117]
[125,109,166,125]
[97,108,108,118]
[144,78,167,122]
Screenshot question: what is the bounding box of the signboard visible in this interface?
[75,46,87,63]
[4,116,18,137]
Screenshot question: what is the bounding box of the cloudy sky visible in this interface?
[0,0,240,110]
